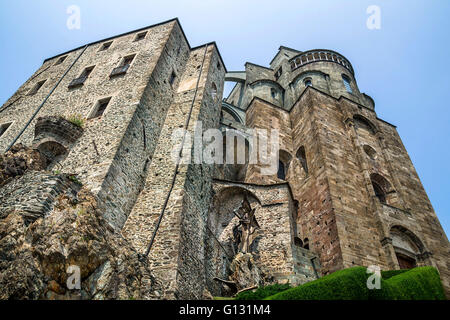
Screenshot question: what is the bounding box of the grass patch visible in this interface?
[66,114,85,128]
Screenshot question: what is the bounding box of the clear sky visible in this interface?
[0,0,449,237]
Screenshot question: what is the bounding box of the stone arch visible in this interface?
[36,140,68,169]
[221,104,243,124]
[206,186,262,293]
[370,173,393,204]
[390,225,426,269]
[353,114,377,134]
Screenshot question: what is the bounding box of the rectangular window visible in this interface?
[54,55,67,66]
[68,66,95,88]
[28,80,46,96]
[99,41,113,51]
[0,122,12,138]
[90,97,111,119]
[110,55,135,77]
[135,31,147,41]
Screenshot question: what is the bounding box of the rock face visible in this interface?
[0,143,47,186]
[0,146,162,299]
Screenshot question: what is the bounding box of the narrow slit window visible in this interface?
[296,146,309,175]
[277,160,286,180]
[28,80,47,96]
[169,71,177,86]
[0,122,12,137]
[271,88,277,99]
[275,67,282,80]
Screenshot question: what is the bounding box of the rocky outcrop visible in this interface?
[0,145,162,300]
[0,143,47,186]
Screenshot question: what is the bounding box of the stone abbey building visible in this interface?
[0,18,448,299]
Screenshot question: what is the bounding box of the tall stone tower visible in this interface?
[0,19,226,299]
[219,46,449,295]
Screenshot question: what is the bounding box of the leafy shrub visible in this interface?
[235,283,292,300]
[67,114,85,128]
[266,266,445,300]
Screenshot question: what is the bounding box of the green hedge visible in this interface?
[381,269,408,280]
[372,267,445,300]
[266,266,445,300]
[267,267,370,300]
[235,283,291,300]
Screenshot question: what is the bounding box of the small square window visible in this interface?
[135,32,147,42]
[28,80,47,96]
[0,122,12,138]
[169,71,177,86]
[69,66,95,88]
[122,55,135,66]
[90,97,111,119]
[99,41,113,51]
[110,55,135,77]
[82,66,95,78]
[54,56,67,66]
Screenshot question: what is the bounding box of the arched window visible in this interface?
[342,74,353,93]
[278,150,292,181]
[363,145,377,160]
[304,78,312,87]
[372,181,386,203]
[370,173,392,204]
[277,160,286,180]
[353,115,376,134]
[296,146,308,175]
[390,226,425,269]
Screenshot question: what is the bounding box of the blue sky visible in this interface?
[0,0,449,237]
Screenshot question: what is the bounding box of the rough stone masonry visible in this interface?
[0,18,448,299]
